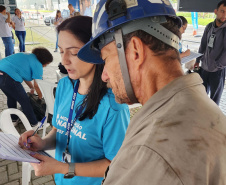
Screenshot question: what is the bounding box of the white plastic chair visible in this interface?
[36,79,57,137]
[56,69,68,82]
[0,109,33,185]
[0,108,55,185]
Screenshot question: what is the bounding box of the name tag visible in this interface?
[62,151,71,163]
[208,34,216,48]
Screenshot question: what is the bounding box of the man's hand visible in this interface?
[194,62,200,69]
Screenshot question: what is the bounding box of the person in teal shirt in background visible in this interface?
[0,47,53,128]
[19,16,130,185]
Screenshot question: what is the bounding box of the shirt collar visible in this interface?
[137,73,203,120]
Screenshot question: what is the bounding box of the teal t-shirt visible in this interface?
[52,77,130,185]
[0,53,43,83]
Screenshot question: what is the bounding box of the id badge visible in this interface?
[208,34,216,48]
[62,151,71,163]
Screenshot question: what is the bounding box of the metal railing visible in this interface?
[12,24,56,52]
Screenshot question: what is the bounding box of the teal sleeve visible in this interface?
[31,59,43,80]
[103,107,130,160]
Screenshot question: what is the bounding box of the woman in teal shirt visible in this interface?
[19,16,130,185]
[0,47,53,127]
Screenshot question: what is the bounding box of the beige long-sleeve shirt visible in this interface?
[102,73,226,185]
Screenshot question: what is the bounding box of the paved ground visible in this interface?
[0,24,226,185]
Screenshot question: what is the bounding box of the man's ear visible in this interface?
[126,36,145,69]
[214,9,217,15]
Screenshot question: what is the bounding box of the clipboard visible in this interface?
[181,51,203,64]
[0,132,52,163]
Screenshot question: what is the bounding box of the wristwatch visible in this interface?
[64,163,76,179]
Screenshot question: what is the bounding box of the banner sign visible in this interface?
[191,12,198,30]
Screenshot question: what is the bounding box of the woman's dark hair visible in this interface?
[32,47,53,65]
[57,15,92,44]
[55,10,61,21]
[57,16,108,120]
[178,16,188,26]
[0,5,6,12]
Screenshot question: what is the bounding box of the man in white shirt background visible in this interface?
[0,5,14,57]
[68,4,80,17]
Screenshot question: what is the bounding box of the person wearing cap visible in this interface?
[78,0,226,184]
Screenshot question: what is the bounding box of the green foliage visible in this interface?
[176,12,215,26]
[183,17,214,26]
[176,12,191,17]
[22,9,54,13]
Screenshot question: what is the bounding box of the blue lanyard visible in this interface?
[65,80,87,152]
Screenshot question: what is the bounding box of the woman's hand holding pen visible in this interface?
[180,49,191,58]
[30,154,68,176]
[18,128,60,176]
[18,130,46,151]
[183,49,190,57]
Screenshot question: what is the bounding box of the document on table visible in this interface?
[181,51,203,64]
[0,132,51,163]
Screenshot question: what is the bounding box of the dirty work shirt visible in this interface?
[52,77,130,185]
[102,73,226,185]
[0,53,43,82]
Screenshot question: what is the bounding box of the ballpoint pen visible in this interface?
[31,116,47,137]
[25,116,47,148]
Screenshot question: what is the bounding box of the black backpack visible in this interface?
[27,92,53,124]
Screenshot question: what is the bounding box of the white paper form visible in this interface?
[0,132,51,163]
[181,51,203,64]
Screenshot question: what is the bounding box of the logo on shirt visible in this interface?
[56,115,87,140]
